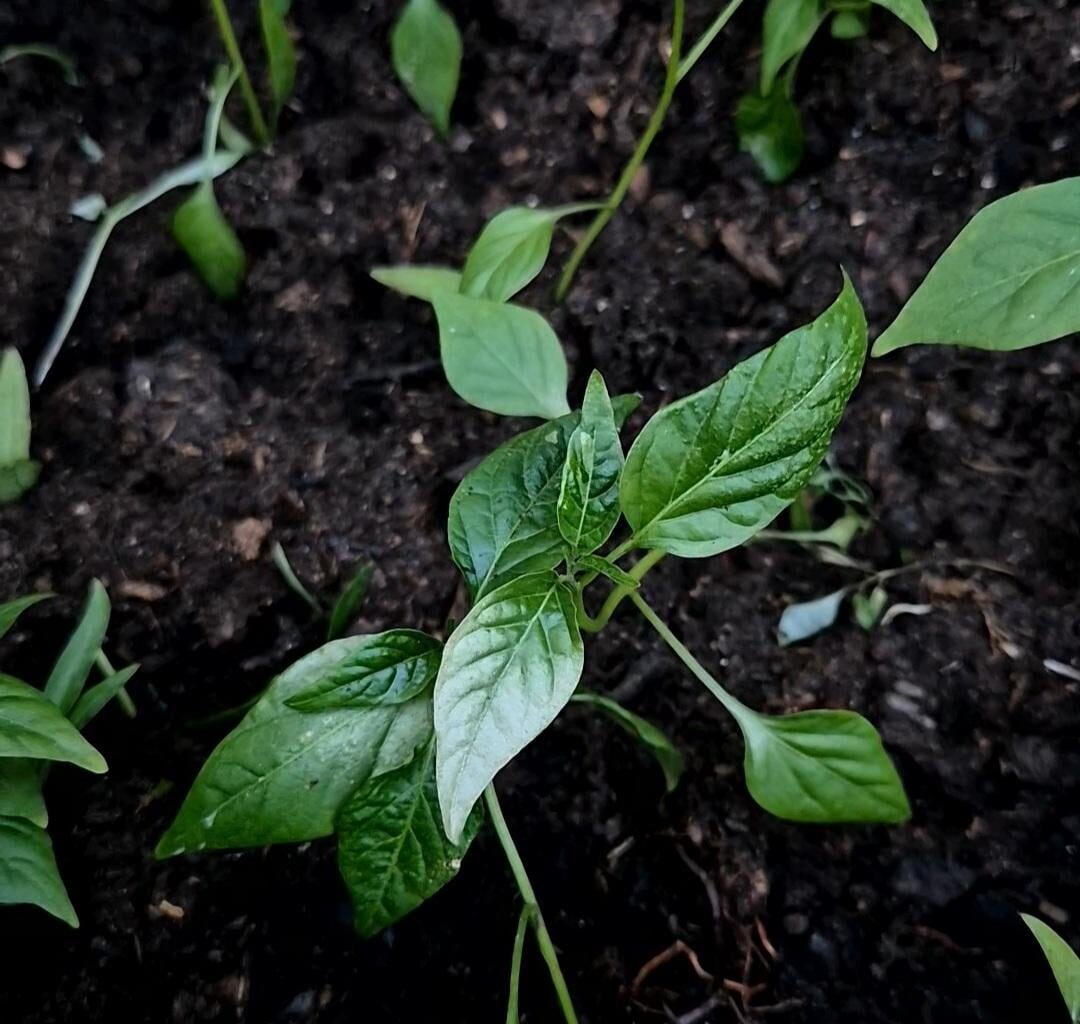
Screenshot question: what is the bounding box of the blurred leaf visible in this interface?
[391,0,462,136]
[736,88,805,184]
[172,181,246,299]
[0,593,52,641]
[0,44,78,85]
[371,265,462,302]
[327,564,374,642]
[852,585,888,631]
[778,590,846,646]
[260,0,297,126]
[0,349,40,506]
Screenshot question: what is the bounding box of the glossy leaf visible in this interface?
[0,593,52,641]
[44,579,110,715]
[156,637,432,855]
[69,664,140,731]
[434,293,571,420]
[869,0,937,49]
[0,760,48,827]
[620,277,867,558]
[460,204,600,303]
[574,553,639,590]
[447,397,639,600]
[0,349,40,506]
[573,692,683,793]
[336,741,480,938]
[0,816,77,927]
[260,0,297,125]
[173,181,246,300]
[371,265,462,302]
[873,179,1080,355]
[327,563,373,642]
[734,706,910,823]
[558,371,623,555]
[778,589,846,646]
[760,0,824,93]
[391,0,462,136]
[434,572,584,842]
[0,675,106,773]
[736,88,805,184]
[1021,914,1080,1022]
[286,630,441,711]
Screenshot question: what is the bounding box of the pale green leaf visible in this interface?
[0,816,77,926]
[1021,914,1080,1023]
[0,761,48,827]
[173,181,246,300]
[460,203,601,303]
[777,589,846,646]
[869,0,937,49]
[286,630,441,712]
[760,0,825,94]
[260,0,297,124]
[391,0,462,136]
[434,292,570,420]
[156,637,432,855]
[620,276,867,557]
[0,349,39,506]
[44,579,110,715]
[0,593,52,641]
[371,265,462,302]
[336,741,480,938]
[434,571,584,842]
[736,88,805,184]
[873,179,1080,355]
[0,675,106,773]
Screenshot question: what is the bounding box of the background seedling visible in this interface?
[390,0,462,136]
[159,274,911,1019]
[0,44,78,85]
[0,349,40,505]
[271,543,374,642]
[1022,914,1080,1023]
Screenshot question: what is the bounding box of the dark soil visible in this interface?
[2,0,1079,1021]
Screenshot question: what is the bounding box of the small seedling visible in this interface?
[1022,914,1080,1023]
[0,349,40,505]
[0,43,79,85]
[0,581,138,926]
[737,0,938,183]
[271,542,375,642]
[390,0,462,136]
[159,274,910,1019]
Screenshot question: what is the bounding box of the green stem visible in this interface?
[484,786,580,1024]
[555,0,686,301]
[506,904,534,1024]
[207,0,270,144]
[95,650,136,718]
[676,0,746,82]
[577,548,667,633]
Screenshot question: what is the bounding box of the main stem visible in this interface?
[555,0,686,301]
[577,547,666,633]
[484,786,580,1024]
[207,0,270,144]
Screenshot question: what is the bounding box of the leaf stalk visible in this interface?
[207,0,270,144]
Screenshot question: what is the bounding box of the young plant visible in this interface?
[1022,914,1080,1023]
[736,0,938,183]
[158,274,910,1019]
[0,582,138,926]
[0,348,40,505]
[390,0,462,136]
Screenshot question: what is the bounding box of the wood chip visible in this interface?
[720,222,784,288]
[117,580,168,603]
[232,518,272,561]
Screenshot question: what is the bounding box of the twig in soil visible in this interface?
[349,358,442,384]
[632,940,714,997]
[667,990,738,1024]
[675,846,723,942]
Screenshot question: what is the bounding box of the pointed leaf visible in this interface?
[156,637,433,856]
[873,178,1080,355]
[0,349,39,506]
[0,816,78,927]
[286,630,441,711]
[620,276,867,558]
[434,293,570,420]
[327,563,374,642]
[0,593,52,641]
[736,88,805,184]
[0,761,48,827]
[760,0,825,93]
[434,572,584,842]
[777,589,846,646]
[391,0,462,136]
[0,675,106,772]
[173,181,246,300]
[336,741,480,938]
[1021,914,1080,1023]
[44,579,110,715]
[260,0,297,125]
[371,265,462,302]
[852,585,888,632]
[460,203,601,303]
[869,0,937,49]
[69,664,140,731]
[557,371,624,555]
[574,554,639,590]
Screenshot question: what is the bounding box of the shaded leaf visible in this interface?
[1021,914,1080,1023]
[760,0,824,93]
[869,0,937,49]
[736,88,805,184]
[260,0,297,125]
[0,43,78,85]
[0,816,77,927]
[0,675,106,772]
[391,0,462,136]
[831,7,870,38]
[44,579,110,715]
[69,664,140,731]
[0,593,52,642]
[0,760,48,827]
[173,181,246,300]
[777,589,846,646]
[370,265,462,302]
[327,563,374,642]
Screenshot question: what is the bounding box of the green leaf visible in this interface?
[620,276,867,558]
[259,0,297,125]
[434,571,584,842]
[557,371,624,556]
[830,7,870,39]
[0,761,48,827]
[0,675,106,773]
[1021,914,1080,1023]
[448,398,639,600]
[0,349,40,506]
[155,637,433,855]
[574,553,639,590]
[434,293,571,420]
[286,630,441,712]
[390,0,462,136]
[460,204,601,303]
[327,563,374,642]
[869,0,937,49]
[0,593,52,641]
[572,692,683,793]
[44,579,110,716]
[777,589,846,646]
[370,265,463,302]
[734,706,910,823]
[736,88,805,184]
[873,179,1080,355]
[0,816,78,927]
[336,741,480,938]
[760,0,825,94]
[172,181,246,300]
[69,664,140,731]
[852,585,888,632]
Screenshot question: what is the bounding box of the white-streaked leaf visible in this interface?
[371,265,463,302]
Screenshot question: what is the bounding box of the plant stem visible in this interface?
[95,650,137,718]
[577,548,666,633]
[676,0,746,82]
[207,0,270,145]
[555,0,686,302]
[484,786,580,1024]
[506,904,534,1024]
